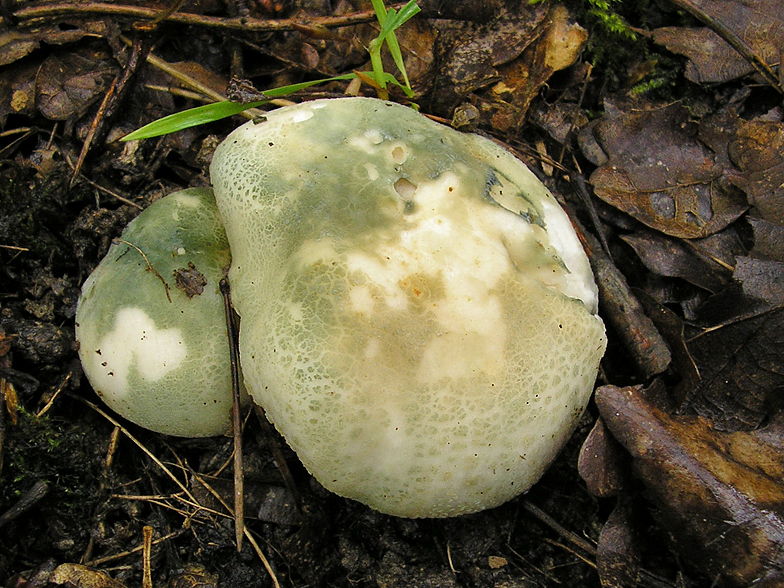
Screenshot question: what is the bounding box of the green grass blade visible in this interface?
[370,0,388,23]
[374,0,420,91]
[378,1,420,44]
[262,73,357,96]
[384,31,410,89]
[122,0,423,142]
[122,73,359,141]
[122,100,266,141]
[372,71,416,98]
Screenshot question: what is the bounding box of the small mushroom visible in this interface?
[75,188,239,437]
[210,97,606,517]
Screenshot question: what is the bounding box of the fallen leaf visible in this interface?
[531,100,589,144]
[383,18,436,95]
[635,291,701,408]
[0,60,39,124]
[596,384,784,588]
[542,5,588,72]
[0,29,40,68]
[431,1,549,113]
[687,306,784,430]
[748,217,784,262]
[418,0,504,22]
[726,119,784,225]
[0,20,114,67]
[733,256,784,306]
[596,499,640,588]
[35,49,118,121]
[683,251,784,431]
[489,4,587,132]
[578,416,627,498]
[652,0,784,84]
[620,230,731,293]
[167,564,218,588]
[173,262,207,298]
[699,108,784,226]
[49,563,127,588]
[439,3,549,97]
[588,100,748,238]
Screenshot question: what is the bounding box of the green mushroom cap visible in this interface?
[210,98,607,517]
[76,188,238,437]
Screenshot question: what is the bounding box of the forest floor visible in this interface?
[1,1,783,587]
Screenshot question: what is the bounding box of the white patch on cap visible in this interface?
[92,307,188,397]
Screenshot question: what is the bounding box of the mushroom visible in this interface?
[75,188,241,437]
[209,97,606,517]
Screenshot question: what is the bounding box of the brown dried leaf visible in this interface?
[688,306,784,430]
[727,119,784,225]
[620,231,731,293]
[442,5,548,94]
[748,217,784,262]
[0,20,114,67]
[432,2,549,109]
[35,50,118,121]
[49,563,127,588]
[652,0,784,84]
[532,100,589,144]
[734,256,784,306]
[168,565,219,588]
[635,292,701,408]
[0,60,39,124]
[383,18,436,95]
[589,100,748,238]
[578,417,627,498]
[488,5,587,132]
[170,61,230,97]
[541,5,588,72]
[596,384,784,587]
[0,29,40,67]
[418,0,504,22]
[596,499,641,588]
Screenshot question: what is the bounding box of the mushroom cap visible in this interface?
[76,188,238,437]
[211,98,606,517]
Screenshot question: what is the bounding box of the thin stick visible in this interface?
[542,538,597,569]
[71,35,151,185]
[104,426,122,469]
[76,396,198,504]
[121,38,269,119]
[65,154,143,209]
[133,0,187,31]
[667,0,783,94]
[36,367,74,417]
[142,526,154,588]
[245,531,281,588]
[189,468,281,588]
[83,529,185,567]
[521,499,597,557]
[8,3,394,34]
[113,239,171,302]
[220,278,244,552]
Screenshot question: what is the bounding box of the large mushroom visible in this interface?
[209,97,606,517]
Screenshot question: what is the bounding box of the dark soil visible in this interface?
[2,1,781,587]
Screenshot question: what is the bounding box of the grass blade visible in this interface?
[122,73,359,141]
[122,100,266,141]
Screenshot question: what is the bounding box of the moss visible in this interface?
[1,409,106,558]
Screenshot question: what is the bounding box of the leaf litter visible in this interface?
[1,0,784,587]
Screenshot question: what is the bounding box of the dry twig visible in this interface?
[7,2,393,33]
